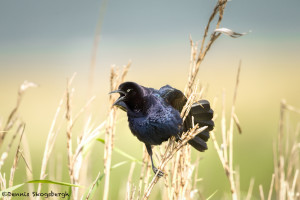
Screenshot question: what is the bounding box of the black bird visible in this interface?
[110,82,214,176]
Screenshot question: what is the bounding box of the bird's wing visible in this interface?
[158,85,187,112]
[159,85,213,152]
[158,85,194,135]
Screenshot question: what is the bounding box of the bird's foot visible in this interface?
[176,134,182,142]
[152,167,164,177]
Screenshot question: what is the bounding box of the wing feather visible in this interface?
[158,85,214,152]
[158,85,187,112]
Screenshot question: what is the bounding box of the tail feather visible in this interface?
[187,99,214,152]
[197,130,210,142]
[192,110,214,121]
[188,137,207,152]
[191,100,211,112]
[193,120,214,131]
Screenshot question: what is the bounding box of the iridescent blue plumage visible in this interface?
[110,82,214,177]
[127,92,182,145]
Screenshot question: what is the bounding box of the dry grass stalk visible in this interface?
[210,63,241,200]
[259,185,265,200]
[72,100,97,197]
[0,81,36,146]
[0,82,34,200]
[72,120,105,170]
[37,91,65,196]
[48,157,59,196]
[19,147,35,200]
[66,76,76,198]
[228,63,241,199]
[271,100,300,200]
[85,170,102,200]
[103,62,130,200]
[21,133,34,198]
[140,1,231,197]
[181,83,200,119]
[88,0,108,97]
[86,4,107,173]
[135,146,151,199]
[0,172,6,192]
[36,75,75,198]
[167,85,204,200]
[142,150,152,197]
[19,150,32,175]
[8,124,25,189]
[159,3,231,197]
[143,125,208,199]
[221,89,228,165]
[140,83,204,199]
[65,75,106,199]
[36,72,101,199]
[267,174,275,200]
[192,156,201,189]
[65,75,88,199]
[245,178,255,200]
[126,162,136,200]
[185,0,228,97]
[0,123,24,171]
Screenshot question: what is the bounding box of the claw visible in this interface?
[175,134,182,142]
[152,167,164,177]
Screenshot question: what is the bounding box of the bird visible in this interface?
[110,82,214,177]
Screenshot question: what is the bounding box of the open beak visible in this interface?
[109,90,126,95]
[109,90,127,111]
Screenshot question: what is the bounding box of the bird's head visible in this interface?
[109,82,145,112]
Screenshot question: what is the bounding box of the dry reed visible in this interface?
[135,1,232,199]
[265,100,300,200]
[245,178,255,200]
[0,81,37,146]
[185,0,228,97]
[65,75,105,199]
[8,124,25,189]
[102,62,130,200]
[88,0,108,97]
[126,162,136,200]
[35,72,106,200]
[21,132,34,199]
[0,81,35,199]
[0,123,24,171]
[37,91,65,196]
[210,63,241,200]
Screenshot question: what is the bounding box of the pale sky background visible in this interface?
[1,0,299,109]
[0,0,299,79]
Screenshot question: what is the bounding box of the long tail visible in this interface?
[186,100,214,152]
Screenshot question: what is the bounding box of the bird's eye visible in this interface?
[127,89,132,93]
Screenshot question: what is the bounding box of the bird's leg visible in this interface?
[145,144,164,177]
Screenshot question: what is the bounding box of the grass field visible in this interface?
[0,0,299,199]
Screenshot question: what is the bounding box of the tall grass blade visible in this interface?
[0,183,25,198]
[27,180,81,187]
[97,138,142,164]
[82,173,105,200]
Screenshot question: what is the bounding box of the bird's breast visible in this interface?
[127,106,182,145]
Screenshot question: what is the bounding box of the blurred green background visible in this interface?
[0,0,300,199]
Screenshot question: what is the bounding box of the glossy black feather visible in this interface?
[111,82,214,176]
[157,85,214,151]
